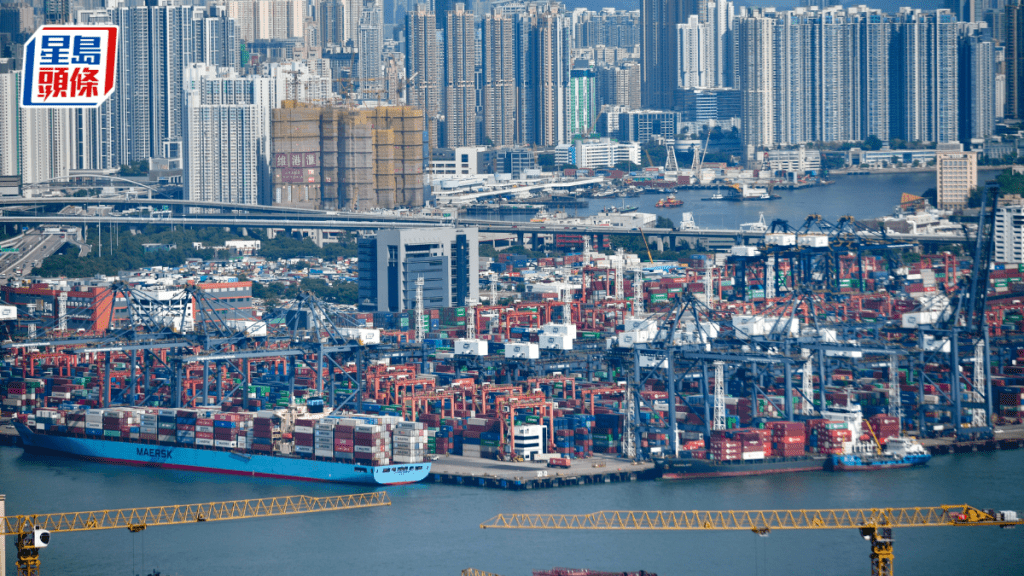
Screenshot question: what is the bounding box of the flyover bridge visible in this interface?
[0,213,967,250]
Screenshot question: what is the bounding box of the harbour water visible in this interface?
[3,445,1022,576]
[580,170,1004,229]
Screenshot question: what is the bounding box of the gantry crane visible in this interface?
[2,492,391,576]
[480,504,1023,576]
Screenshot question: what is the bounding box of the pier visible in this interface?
[427,454,656,490]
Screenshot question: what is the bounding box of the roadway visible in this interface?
[0,213,971,247]
[0,228,80,278]
[0,196,328,214]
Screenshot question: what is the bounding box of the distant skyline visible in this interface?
[560,0,948,11]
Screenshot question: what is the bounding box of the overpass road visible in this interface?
[0,229,81,278]
[0,213,967,251]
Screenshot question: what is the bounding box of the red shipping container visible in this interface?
[775,435,805,444]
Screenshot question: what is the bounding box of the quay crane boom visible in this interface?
[3,492,391,576]
[480,504,1022,576]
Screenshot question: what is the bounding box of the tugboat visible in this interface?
[822,401,931,471]
[825,427,932,471]
[655,194,684,208]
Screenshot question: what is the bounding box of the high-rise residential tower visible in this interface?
[641,0,698,109]
[183,64,273,207]
[482,9,516,147]
[567,63,597,138]
[677,14,707,89]
[736,11,774,154]
[1005,1,1024,120]
[406,4,442,148]
[444,3,476,147]
[358,1,384,99]
[959,30,996,142]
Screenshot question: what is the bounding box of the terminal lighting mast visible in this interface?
[614,248,626,301]
[57,291,67,332]
[415,276,425,343]
[889,355,902,425]
[704,262,714,305]
[765,255,776,299]
[713,360,725,431]
[562,286,572,324]
[801,352,814,416]
[623,382,636,460]
[633,269,643,316]
[972,341,986,427]
[26,304,35,339]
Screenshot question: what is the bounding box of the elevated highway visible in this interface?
[0,196,328,214]
[0,213,969,251]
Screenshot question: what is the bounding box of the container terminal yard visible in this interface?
[2,184,1024,494]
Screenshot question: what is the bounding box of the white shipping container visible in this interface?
[294,425,314,434]
[196,438,214,446]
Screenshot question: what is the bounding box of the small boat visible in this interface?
[821,399,931,471]
[825,437,932,471]
[655,194,684,208]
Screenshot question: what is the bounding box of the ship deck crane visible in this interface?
[3,493,390,576]
[480,504,1023,576]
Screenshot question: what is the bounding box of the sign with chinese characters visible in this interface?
[21,25,119,108]
[279,168,304,183]
[274,153,318,169]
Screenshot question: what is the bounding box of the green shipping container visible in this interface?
[651,293,668,302]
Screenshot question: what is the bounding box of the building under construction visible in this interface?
[270,102,425,210]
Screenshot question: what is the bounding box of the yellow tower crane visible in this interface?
[3,492,391,576]
[480,504,1023,576]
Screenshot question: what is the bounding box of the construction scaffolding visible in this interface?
[267,103,424,211]
[269,102,324,210]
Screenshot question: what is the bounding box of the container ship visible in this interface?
[655,403,928,479]
[655,421,827,479]
[13,406,431,485]
[655,453,827,479]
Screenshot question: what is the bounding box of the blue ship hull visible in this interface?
[826,452,931,471]
[15,422,430,485]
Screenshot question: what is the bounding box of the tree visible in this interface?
[479,244,500,258]
[118,160,149,176]
[655,215,675,229]
[863,135,883,151]
[641,141,667,167]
